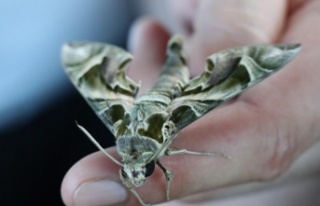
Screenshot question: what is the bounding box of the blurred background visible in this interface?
[0,1,171,205]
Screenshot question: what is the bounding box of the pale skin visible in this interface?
[61,0,320,205]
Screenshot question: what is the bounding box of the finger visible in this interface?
[182,0,287,74]
[279,1,320,148]
[61,148,122,206]
[127,17,170,94]
[283,1,320,51]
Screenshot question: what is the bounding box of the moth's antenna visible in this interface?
[76,122,123,166]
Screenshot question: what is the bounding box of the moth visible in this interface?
[62,35,300,205]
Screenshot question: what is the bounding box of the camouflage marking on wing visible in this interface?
[167,44,301,133]
[62,42,139,137]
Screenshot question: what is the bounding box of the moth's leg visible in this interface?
[156,160,173,201]
[166,148,231,159]
[119,170,150,206]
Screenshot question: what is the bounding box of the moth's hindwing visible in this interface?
[167,44,301,132]
[62,42,139,136]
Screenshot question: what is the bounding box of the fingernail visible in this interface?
[74,180,127,206]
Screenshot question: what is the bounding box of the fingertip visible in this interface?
[61,168,75,206]
[128,17,170,59]
[127,17,171,93]
[60,148,122,206]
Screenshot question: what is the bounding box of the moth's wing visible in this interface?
[167,44,301,133]
[62,42,139,136]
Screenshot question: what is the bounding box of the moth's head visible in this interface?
[116,135,160,186]
[121,161,155,187]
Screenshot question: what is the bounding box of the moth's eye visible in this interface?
[145,161,155,177]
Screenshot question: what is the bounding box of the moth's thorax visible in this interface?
[117,135,159,186]
[116,135,161,160]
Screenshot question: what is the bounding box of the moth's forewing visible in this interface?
[167,44,301,132]
[61,42,139,136]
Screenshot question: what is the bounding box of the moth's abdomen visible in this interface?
[150,35,190,100]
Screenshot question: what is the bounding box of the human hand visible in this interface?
[61,0,320,205]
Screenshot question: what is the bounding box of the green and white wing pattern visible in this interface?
[62,42,139,136]
[61,37,301,141]
[167,44,301,133]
